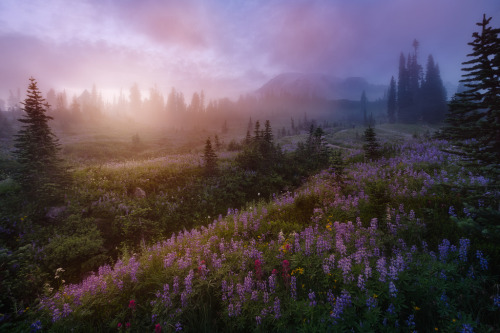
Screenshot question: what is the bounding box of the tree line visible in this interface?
[386,40,448,124]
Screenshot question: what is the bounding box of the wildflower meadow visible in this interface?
[24,138,499,332]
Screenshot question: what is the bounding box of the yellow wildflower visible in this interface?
[414,306,420,311]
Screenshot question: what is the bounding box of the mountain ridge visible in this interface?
[255,72,387,101]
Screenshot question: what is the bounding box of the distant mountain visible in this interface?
[256,72,387,101]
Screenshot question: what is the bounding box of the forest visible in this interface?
[0,12,499,333]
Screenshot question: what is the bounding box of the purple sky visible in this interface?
[0,0,499,103]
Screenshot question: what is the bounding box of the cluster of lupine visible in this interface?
[37,139,498,331]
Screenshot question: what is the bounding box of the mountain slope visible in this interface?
[256,72,387,101]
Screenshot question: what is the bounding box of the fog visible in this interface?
[0,0,498,109]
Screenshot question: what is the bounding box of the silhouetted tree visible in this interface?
[421,55,447,123]
[13,77,70,209]
[360,90,368,125]
[397,40,423,123]
[363,126,380,160]
[441,14,500,168]
[221,120,228,134]
[387,76,397,123]
[203,137,218,175]
[129,83,142,113]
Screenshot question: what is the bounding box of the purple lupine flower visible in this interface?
[303,227,314,256]
[268,274,276,293]
[236,283,245,300]
[308,290,316,306]
[476,251,488,271]
[180,291,188,308]
[330,289,351,320]
[263,291,269,304]
[366,295,377,310]
[255,316,262,325]
[364,261,372,279]
[357,274,365,291]
[184,270,194,294]
[175,322,182,331]
[467,265,475,279]
[327,289,335,306]
[448,206,457,217]
[292,232,300,253]
[338,257,352,283]
[173,276,180,294]
[438,239,451,262]
[386,303,396,315]
[251,290,259,301]
[290,276,297,300]
[377,257,387,282]
[273,297,281,319]
[406,314,415,328]
[389,281,398,298]
[459,323,474,333]
[493,295,500,308]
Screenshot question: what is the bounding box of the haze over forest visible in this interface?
[0,0,499,108]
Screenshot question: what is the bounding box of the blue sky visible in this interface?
[0,0,498,102]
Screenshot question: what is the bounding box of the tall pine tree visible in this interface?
[442,14,500,169]
[387,76,397,123]
[421,55,447,123]
[203,137,218,175]
[13,77,70,209]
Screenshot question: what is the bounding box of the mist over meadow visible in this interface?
[0,1,499,332]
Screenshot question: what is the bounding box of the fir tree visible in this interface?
[387,76,397,123]
[203,137,218,175]
[360,90,368,125]
[363,126,380,160]
[421,55,447,123]
[13,77,70,209]
[441,14,500,169]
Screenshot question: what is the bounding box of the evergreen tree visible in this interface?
[387,76,397,123]
[421,55,447,123]
[214,134,222,150]
[221,120,228,134]
[363,126,380,160]
[0,109,12,137]
[360,90,368,125]
[397,53,410,122]
[203,137,218,175]
[129,83,142,113]
[263,120,274,146]
[13,77,70,209]
[397,41,423,123]
[253,120,261,142]
[441,14,500,168]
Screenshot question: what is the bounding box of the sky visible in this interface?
[0,0,499,104]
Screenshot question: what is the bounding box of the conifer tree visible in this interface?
[203,137,218,175]
[441,14,500,168]
[360,90,368,125]
[363,126,380,160]
[13,77,70,208]
[421,55,447,123]
[387,76,397,123]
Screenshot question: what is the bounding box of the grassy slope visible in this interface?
[25,126,499,332]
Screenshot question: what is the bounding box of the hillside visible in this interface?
[26,132,499,332]
[256,72,387,101]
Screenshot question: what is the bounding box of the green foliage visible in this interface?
[12,77,70,212]
[0,244,47,316]
[42,215,106,281]
[441,14,500,170]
